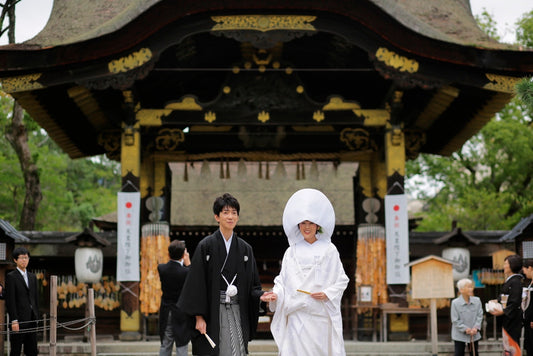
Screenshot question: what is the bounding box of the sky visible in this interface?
[0,0,533,45]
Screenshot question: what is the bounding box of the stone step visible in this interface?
[34,340,506,356]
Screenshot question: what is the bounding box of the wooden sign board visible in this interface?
[408,256,455,299]
[491,249,515,270]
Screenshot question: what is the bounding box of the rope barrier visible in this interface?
[0,317,95,335]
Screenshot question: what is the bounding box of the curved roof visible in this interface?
[23,0,507,50]
[0,0,532,162]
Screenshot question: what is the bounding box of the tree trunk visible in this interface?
[2,0,42,230]
[5,101,42,230]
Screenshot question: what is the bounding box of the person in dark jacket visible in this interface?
[489,254,523,356]
[158,239,193,356]
[6,246,40,356]
[522,259,533,356]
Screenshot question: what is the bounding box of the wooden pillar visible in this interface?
[119,93,142,340]
[385,124,406,194]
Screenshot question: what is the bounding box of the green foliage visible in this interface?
[516,77,533,111]
[516,10,533,47]
[0,94,120,231]
[407,10,533,232]
[407,97,533,231]
[475,10,501,41]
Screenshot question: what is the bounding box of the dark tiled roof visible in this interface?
[65,227,111,247]
[410,230,507,244]
[0,219,30,242]
[433,227,481,245]
[500,214,533,242]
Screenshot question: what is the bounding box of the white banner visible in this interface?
[116,192,140,282]
[385,194,410,284]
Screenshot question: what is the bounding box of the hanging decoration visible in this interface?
[54,274,120,310]
[355,224,388,312]
[139,222,170,315]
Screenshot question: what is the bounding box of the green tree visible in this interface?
[1,0,43,230]
[408,96,533,231]
[407,11,533,231]
[0,92,120,230]
[474,10,501,41]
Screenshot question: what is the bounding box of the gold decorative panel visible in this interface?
[352,109,389,126]
[484,73,521,93]
[137,109,172,126]
[108,48,153,74]
[0,73,43,93]
[211,15,317,32]
[375,47,419,73]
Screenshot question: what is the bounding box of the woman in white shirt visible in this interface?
[267,188,349,356]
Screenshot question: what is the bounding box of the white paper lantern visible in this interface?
[74,247,103,283]
[442,247,470,281]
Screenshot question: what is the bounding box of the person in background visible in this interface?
[178,193,272,356]
[451,278,483,356]
[266,188,349,356]
[5,246,40,356]
[522,259,533,356]
[489,254,523,356]
[158,239,193,356]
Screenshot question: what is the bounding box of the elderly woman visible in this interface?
[266,188,349,356]
[451,278,483,356]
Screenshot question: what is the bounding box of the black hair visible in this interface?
[523,258,533,269]
[505,254,523,274]
[213,193,240,216]
[168,239,186,260]
[13,246,30,260]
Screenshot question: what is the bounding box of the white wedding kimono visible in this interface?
[269,238,349,356]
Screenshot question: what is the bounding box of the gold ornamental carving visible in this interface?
[258,111,270,123]
[97,131,121,160]
[313,110,325,122]
[155,128,185,151]
[165,96,203,110]
[340,128,377,151]
[205,111,216,123]
[323,97,361,110]
[0,73,43,93]
[211,15,317,32]
[108,48,153,74]
[375,47,419,73]
[484,73,521,93]
[405,130,426,160]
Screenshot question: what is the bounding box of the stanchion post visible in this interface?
[49,275,57,356]
[43,313,47,343]
[430,298,438,356]
[87,288,96,356]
